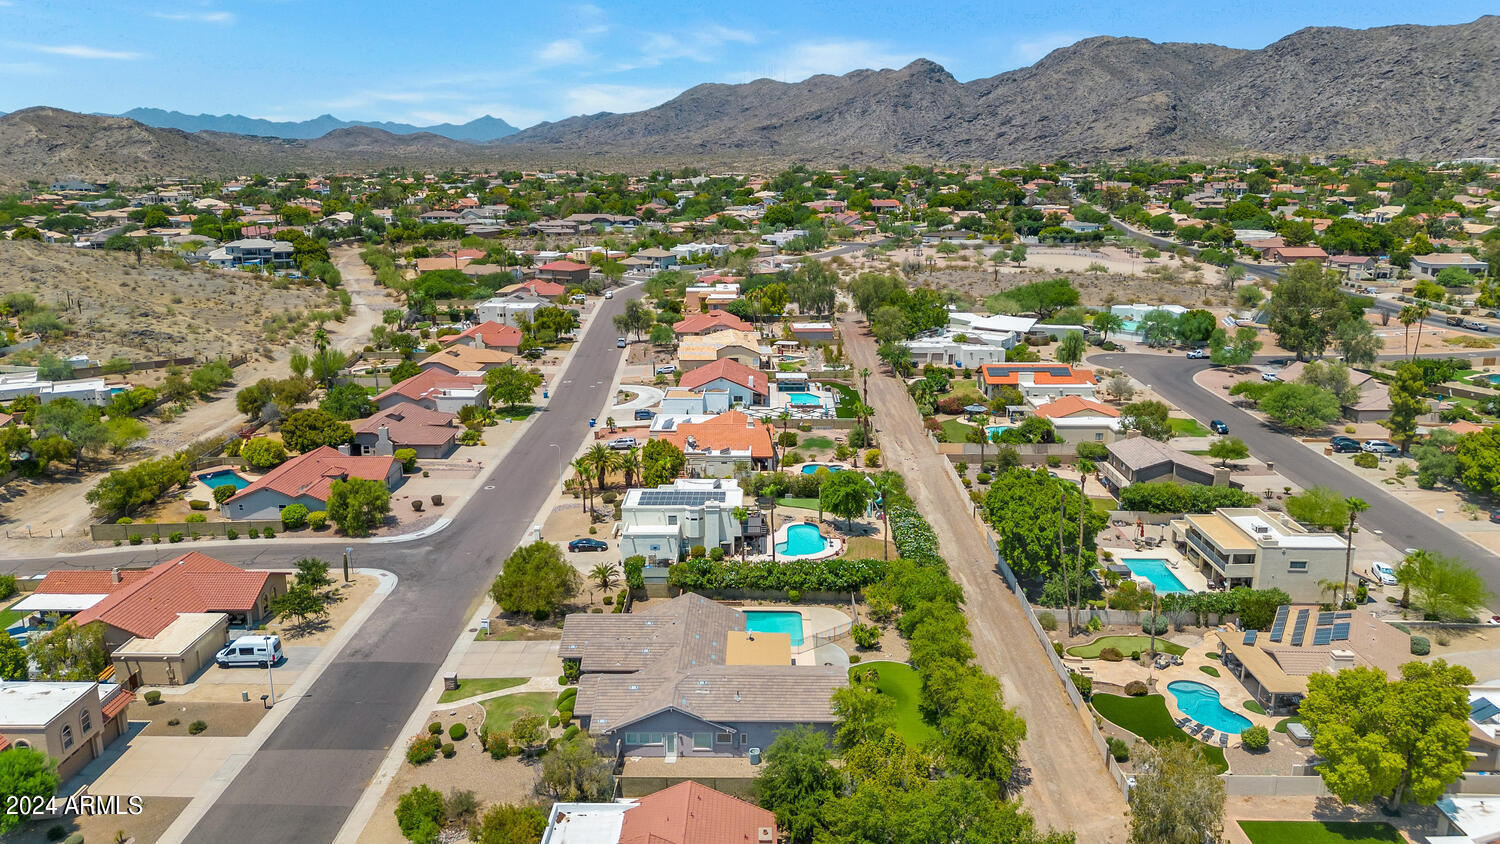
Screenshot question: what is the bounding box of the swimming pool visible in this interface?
[1167,680,1252,734]
[1123,558,1190,594]
[198,469,251,491]
[800,464,843,474]
[984,425,1011,439]
[776,523,828,557]
[743,610,805,646]
[785,392,824,406]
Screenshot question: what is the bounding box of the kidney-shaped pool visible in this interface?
[1167,680,1252,734]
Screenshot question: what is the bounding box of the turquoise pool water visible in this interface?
[743,610,805,646]
[1124,558,1190,593]
[785,392,823,406]
[1120,320,1140,332]
[985,425,1012,439]
[1487,374,1500,385]
[776,523,828,557]
[198,469,251,491]
[800,464,843,474]
[1167,680,1252,734]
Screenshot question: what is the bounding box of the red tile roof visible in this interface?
[35,569,151,594]
[377,368,486,404]
[653,410,774,459]
[351,405,458,447]
[100,688,135,719]
[678,359,769,396]
[225,446,396,506]
[440,321,522,349]
[518,278,567,297]
[620,781,775,844]
[68,553,273,638]
[0,735,9,751]
[673,311,752,335]
[1033,396,1121,419]
[536,260,590,272]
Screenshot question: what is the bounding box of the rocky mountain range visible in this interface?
[2,16,1495,185]
[110,108,519,141]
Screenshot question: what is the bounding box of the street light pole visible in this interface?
[343,546,352,584]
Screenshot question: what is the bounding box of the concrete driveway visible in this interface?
[76,723,243,798]
[457,640,560,679]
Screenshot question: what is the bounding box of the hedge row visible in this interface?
[667,555,887,593]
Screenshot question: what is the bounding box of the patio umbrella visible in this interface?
[1137,517,1145,539]
[963,404,988,413]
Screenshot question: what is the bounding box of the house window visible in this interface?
[741,734,749,746]
[624,732,664,746]
[693,732,713,750]
[668,515,678,525]
[1289,560,1308,572]
[1095,433,1104,441]
[80,709,92,735]
[715,732,733,744]
[61,725,74,750]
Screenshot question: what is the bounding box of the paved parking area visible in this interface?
[457,640,560,679]
[85,733,243,798]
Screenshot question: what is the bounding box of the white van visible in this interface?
[215,634,283,668]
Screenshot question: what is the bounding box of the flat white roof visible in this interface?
[948,312,1037,333]
[0,681,96,727]
[1439,795,1500,841]
[115,612,226,656]
[539,801,633,844]
[12,592,109,613]
[1224,511,1346,549]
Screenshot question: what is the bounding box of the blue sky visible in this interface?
[0,1,1491,128]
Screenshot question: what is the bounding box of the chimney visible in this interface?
[758,827,775,844]
[111,567,121,584]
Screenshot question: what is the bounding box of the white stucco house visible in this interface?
[618,478,745,562]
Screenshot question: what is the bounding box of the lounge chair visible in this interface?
[1175,717,1191,728]
[1218,733,1229,748]
[1202,729,1216,742]
[1187,723,1204,736]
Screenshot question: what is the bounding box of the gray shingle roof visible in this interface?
[1108,435,1213,474]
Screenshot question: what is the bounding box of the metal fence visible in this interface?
[795,620,852,653]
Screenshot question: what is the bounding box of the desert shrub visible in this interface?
[184,513,207,523]
[188,499,210,510]
[226,529,238,540]
[247,527,259,538]
[407,733,440,765]
[689,544,706,558]
[1123,680,1149,696]
[429,722,442,735]
[1241,724,1270,751]
[1099,647,1124,662]
[1106,736,1130,761]
[167,718,180,726]
[440,742,455,758]
[169,532,183,543]
[213,484,237,504]
[788,589,802,603]
[1410,635,1431,655]
[307,510,329,530]
[1070,671,1092,699]
[547,714,560,728]
[394,784,445,842]
[144,690,162,705]
[449,723,467,741]
[851,623,881,649]
[129,535,143,545]
[600,491,618,505]
[709,546,725,561]
[1353,452,1379,469]
[1038,611,1057,631]
[262,528,275,538]
[1140,613,1168,635]
[188,720,208,734]
[280,503,309,529]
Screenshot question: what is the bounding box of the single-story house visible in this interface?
[677,330,765,373]
[222,446,402,520]
[1101,433,1232,493]
[677,359,770,408]
[0,681,134,781]
[419,344,514,374]
[351,404,459,459]
[1276,361,1391,422]
[539,782,775,843]
[976,363,1098,401]
[441,321,523,353]
[111,612,229,687]
[376,369,488,413]
[531,263,588,289]
[1411,253,1488,279]
[1030,395,1123,444]
[790,322,835,345]
[673,311,753,337]
[1265,245,1329,264]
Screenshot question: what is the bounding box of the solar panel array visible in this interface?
[1317,611,1335,625]
[1312,627,1333,646]
[637,489,729,507]
[1331,622,1351,641]
[1243,630,1258,645]
[1472,697,1500,723]
[1290,609,1310,646]
[1269,605,1291,642]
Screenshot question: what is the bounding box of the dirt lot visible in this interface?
[0,239,330,362]
[130,699,268,737]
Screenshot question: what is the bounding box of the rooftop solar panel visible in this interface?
[1332,622,1351,641]
[1269,605,1291,642]
[1317,612,1335,625]
[1472,698,1500,723]
[1290,609,1310,646]
[1312,627,1333,646]
[1335,611,1353,619]
[637,489,728,507]
[1243,630,1258,645]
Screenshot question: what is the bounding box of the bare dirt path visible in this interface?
[0,248,387,553]
[840,310,1128,840]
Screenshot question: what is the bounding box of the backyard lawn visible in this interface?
[1237,821,1401,844]
[844,536,888,560]
[851,662,936,745]
[825,382,859,418]
[801,436,836,451]
[1168,417,1211,438]
[781,497,821,510]
[940,418,974,443]
[0,600,24,630]
[438,677,528,704]
[1091,693,1228,772]
[1065,635,1187,658]
[480,692,555,731]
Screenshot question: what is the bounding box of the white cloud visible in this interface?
[152,10,236,24]
[732,39,921,84]
[537,38,585,65]
[573,3,608,36]
[563,84,678,115]
[1009,31,1093,66]
[21,43,142,60]
[621,24,757,70]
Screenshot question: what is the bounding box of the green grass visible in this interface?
[480,692,555,731]
[801,436,835,451]
[1238,821,1401,844]
[1273,716,1302,734]
[940,418,975,443]
[1092,693,1228,773]
[844,535,887,560]
[1065,635,1187,658]
[778,362,804,372]
[1199,665,1220,677]
[1243,699,1266,715]
[825,382,859,418]
[0,599,24,630]
[1168,417,1211,438]
[438,677,528,704]
[781,497,821,510]
[851,662,935,745]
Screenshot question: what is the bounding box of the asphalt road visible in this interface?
[1095,352,1500,595]
[3,287,638,843]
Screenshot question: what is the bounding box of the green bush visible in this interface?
[263,528,275,538]
[778,431,799,447]
[116,516,133,525]
[449,723,467,741]
[429,722,442,735]
[558,708,573,724]
[129,534,143,545]
[562,724,580,740]
[306,510,329,530]
[1140,613,1168,635]
[184,513,207,523]
[1038,611,1057,631]
[601,491,618,505]
[440,742,455,758]
[1119,481,1260,514]
[1099,647,1124,662]
[1123,680,1148,696]
[144,690,162,705]
[394,448,418,472]
[280,503,309,530]
[547,714,560,728]
[975,472,991,484]
[1070,671,1092,699]
[851,623,881,649]
[1076,441,1110,461]
[1241,724,1270,751]
[188,499,210,510]
[394,784,444,842]
[168,531,184,543]
[1411,635,1431,655]
[248,527,260,538]
[788,588,802,603]
[226,529,238,540]
[213,484,237,504]
[406,734,439,765]
[1106,736,1130,761]
[188,720,208,735]
[484,731,510,759]
[1354,452,1379,469]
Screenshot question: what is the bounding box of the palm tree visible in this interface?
[1398,304,1418,358]
[1410,303,1431,360]
[859,367,871,400]
[966,424,988,466]
[851,399,874,443]
[589,563,618,596]
[1340,497,1370,606]
[586,443,613,491]
[571,456,595,511]
[616,446,642,489]
[313,327,331,388]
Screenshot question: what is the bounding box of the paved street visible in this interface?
[3,287,639,843]
[1095,352,1500,595]
[841,312,1128,841]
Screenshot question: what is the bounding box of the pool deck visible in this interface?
[770,519,844,561]
[1114,550,1210,593]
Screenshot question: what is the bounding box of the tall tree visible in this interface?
[1396,550,1491,622]
[325,477,391,537]
[489,541,579,617]
[1120,400,1173,441]
[754,726,840,844]
[820,469,873,531]
[484,364,543,412]
[1128,741,1225,844]
[1382,363,1426,453]
[0,747,60,834]
[1264,260,1350,360]
[1056,330,1085,364]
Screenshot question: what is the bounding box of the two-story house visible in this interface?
[0,681,134,781]
[1170,508,1346,600]
[618,478,745,561]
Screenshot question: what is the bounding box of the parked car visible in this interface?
[1186,348,1207,359]
[1362,440,1400,455]
[607,436,638,450]
[633,408,655,421]
[1260,370,1280,382]
[655,364,676,375]
[1209,420,1229,434]
[1491,510,1500,524]
[215,634,283,669]
[617,337,627,348]
[1465,320,1489,332]
[568,538,609,552]
[1330,436,1361,453]
[1370,562,1398,586]
[605,291,614,299]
